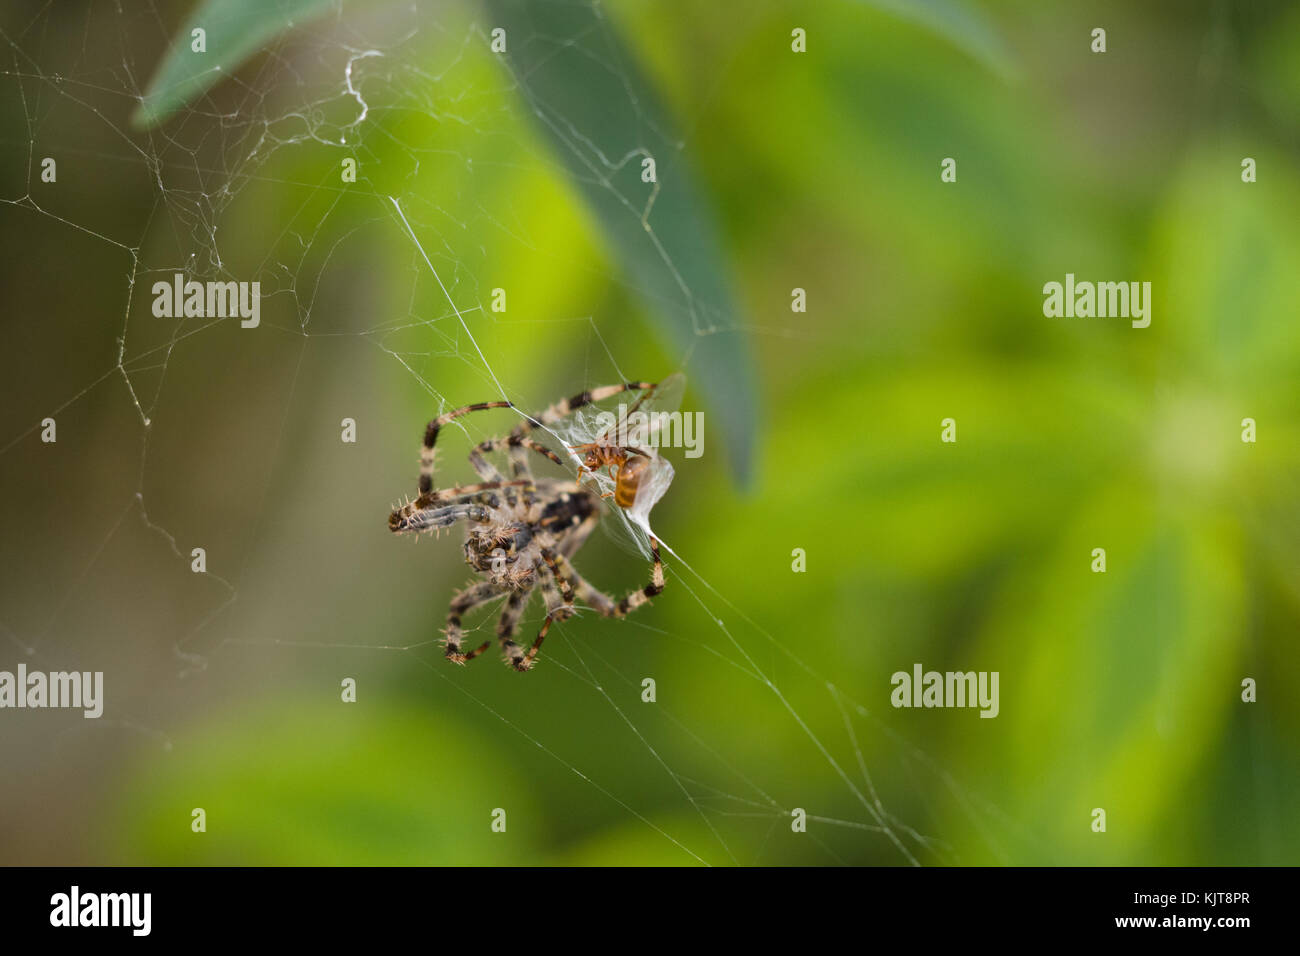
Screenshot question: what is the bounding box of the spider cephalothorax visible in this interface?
[388,383,667,672]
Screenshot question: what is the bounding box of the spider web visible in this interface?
[0,0,1018,866]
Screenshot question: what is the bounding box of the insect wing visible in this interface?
[606,371,686,450]
[548,373,686,558]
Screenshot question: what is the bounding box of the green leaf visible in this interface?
[860,0,1015,80]
[132,0,344,129]
[484,0,760,484]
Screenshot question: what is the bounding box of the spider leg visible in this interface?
[444,580,507,664]
[611,537,665,616]
[467,441,509,483]
[556,538,664,619]
[418,400,513,496]
[514,550,577,671]
[494,588,532,670]
[389,502,491,535]
[465,436,518,508]
[557,509,599,559]
[470,436,565,508]
[507,438,568,508]
[509,437,566,473]
[555,560,616,616]
[510,383,656,443]
[534,479,588,497]
[541,547,576,606]
[389,480,530,532]
[506,440,534,509]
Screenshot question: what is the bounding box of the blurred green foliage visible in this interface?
[2,0,1298,866]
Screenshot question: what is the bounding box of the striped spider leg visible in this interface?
[513,538,666,671]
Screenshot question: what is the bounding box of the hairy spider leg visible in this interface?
[393,502,491,535]
[555,506,600,558]
[555,538,665,619]
[510,382,656,446]
[389,480,533,532]
[444,580,508,663]
[495,589,532,670]
[515,551,579,671]
[419,400,513,496]
[469,436,566,508]
[615,535,666,614]
[440,532,664,671]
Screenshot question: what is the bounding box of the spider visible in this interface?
[388,383,667,672]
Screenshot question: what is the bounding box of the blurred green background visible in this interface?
[1,0,1298,866]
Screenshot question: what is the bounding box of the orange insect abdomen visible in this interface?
[613,456,649,509]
